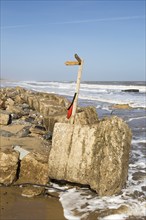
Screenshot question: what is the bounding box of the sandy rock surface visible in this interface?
[0,148,19,184]
[48,116,132,196]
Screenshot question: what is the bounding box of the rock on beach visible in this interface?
[48,116,132,196]
[0,148,20,185]
[0,110,11,125]
[19,152,49,197]
[111,104,132,109]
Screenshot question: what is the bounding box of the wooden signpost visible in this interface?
[65,54,84,124]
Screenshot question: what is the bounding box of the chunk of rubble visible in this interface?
[0,148,19,185]
[48,116,132,196]
[43,106,98,132]
[0,110,11,125]
[19,152,49,197]
[111,104,132,109]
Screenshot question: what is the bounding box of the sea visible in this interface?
[1,80,146,219]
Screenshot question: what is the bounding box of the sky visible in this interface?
[0,0,145,81]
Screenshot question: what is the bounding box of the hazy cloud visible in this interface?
[1,15,144,29]
[52,15,145,24]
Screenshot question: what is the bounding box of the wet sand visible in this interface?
[0,186,66,220]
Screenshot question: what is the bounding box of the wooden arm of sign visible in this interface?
[65,61,80,66]
[74,54,82,64]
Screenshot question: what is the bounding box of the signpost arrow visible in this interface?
[65,54,84,124]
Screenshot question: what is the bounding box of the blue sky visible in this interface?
[1,0,145,81]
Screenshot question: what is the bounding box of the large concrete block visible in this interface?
[19,152,49,184]
[0,110,11,125]
[74,106,98,125]
[43,114,67,132]
[48,123,100,184]
[0,149,19,185]
[40,101,66,117]
[43,106,98,132]
[39,93,70,108]
[19,152,49,196]
[48,116,132,196]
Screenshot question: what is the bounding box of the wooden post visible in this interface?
[71,55,83,124]
[65,54,84,124]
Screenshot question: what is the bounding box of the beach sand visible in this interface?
[0,186,66,220]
